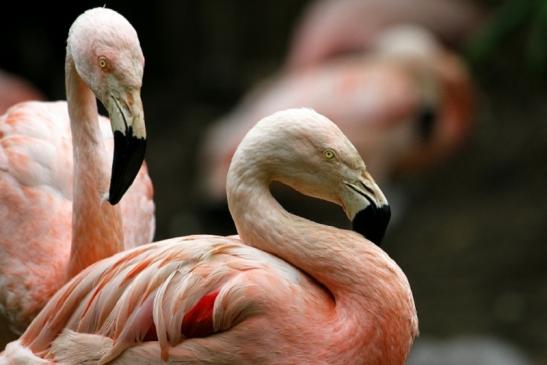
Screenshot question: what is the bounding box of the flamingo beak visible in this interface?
[105,88,146,205]
[352,201,391,246]
[343,171,390,245]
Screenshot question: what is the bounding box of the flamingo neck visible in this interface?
[65,56,124,279]
[227,158,417,364]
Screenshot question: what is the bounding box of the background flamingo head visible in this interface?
[372,25,475,175]
[67,7,147,204]
[371,24,440,61]
[230,108,390,244]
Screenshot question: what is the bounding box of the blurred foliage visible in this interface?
[468,0,547,82]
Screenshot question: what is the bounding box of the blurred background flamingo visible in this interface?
[1,0,546,363]
[0,70,43,115]
[0,8,154,334]
[1,109,416,364]
[199,25,474,230]
[285,0,486,70]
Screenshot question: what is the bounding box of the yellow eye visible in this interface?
[98,56,108,70]
[323,148,336,160]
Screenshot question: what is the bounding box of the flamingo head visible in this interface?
[233,108,391,245]
[67,7,146,204]
[371,24,440,62]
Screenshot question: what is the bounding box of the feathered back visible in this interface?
[20,236,302,363]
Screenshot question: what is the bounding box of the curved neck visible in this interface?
[227,156,417,364]
[228,166,378,300]
[65,55,124,279]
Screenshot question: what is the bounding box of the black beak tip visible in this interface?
[352,204,391,246]
[109,130,146,206]
[107,191,123,205]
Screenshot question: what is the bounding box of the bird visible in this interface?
[0,8,154,334]
[0,108,418,364]
[0,70,44,115]
[200,25,474,206]
[285,0,486,70]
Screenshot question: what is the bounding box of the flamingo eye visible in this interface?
[323,148,336,161]
[98,56,108,70]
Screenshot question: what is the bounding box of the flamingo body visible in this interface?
[0,100,154,331]
[1,109,417,364]
[4,235,413,365]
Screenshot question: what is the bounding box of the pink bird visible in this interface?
[0,8,154,333]
[286,0,486,70]
[1,109,418,364]
[201,26,474,203]
[0,70,44,115]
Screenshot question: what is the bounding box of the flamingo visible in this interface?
[0,8,154,333]
[0,109,418,364]
[201,25,474,204]
[0,70,44,115]
[286,0,486,70]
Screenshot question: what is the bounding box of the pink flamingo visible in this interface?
[1,109,417,364]
[0,70,44,115]
[201,26,474,203]
[286,0,486,70]
[0,8,154,333]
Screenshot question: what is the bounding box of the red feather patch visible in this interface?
[181,291,219,338]
[144,323,157,341]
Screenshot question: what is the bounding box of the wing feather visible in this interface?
[14,237,304,363]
